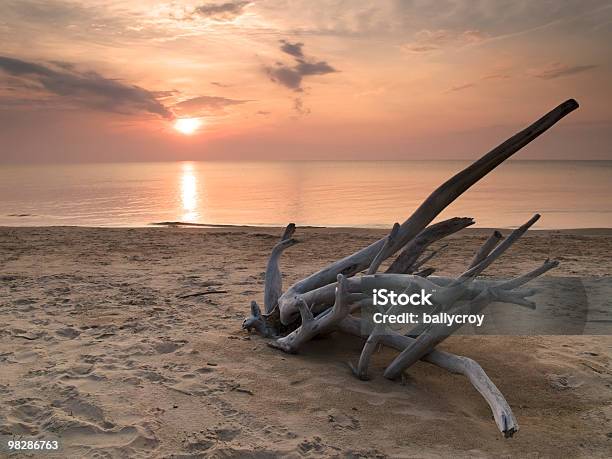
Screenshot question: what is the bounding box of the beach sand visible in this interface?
[0,226,610,458]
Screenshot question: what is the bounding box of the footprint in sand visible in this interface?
[1,386,158,455]
[548,373,584,390]
[153,339,188,354]
[56,327,81,339]
[325,409,361,431]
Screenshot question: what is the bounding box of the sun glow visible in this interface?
[174,118,202,135]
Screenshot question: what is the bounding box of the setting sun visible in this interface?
[174,118,202,135]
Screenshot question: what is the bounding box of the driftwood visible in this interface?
[241,99,578,437]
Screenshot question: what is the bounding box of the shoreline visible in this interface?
[2,223,612,235]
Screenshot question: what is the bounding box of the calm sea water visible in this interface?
[0,161,610,229]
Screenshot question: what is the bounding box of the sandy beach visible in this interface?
[0,225,610,458]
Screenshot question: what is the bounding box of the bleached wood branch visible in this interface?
[264,223,297,314]
[268,274,353,354]
[497,258,559,290]
[387,217,473,273]
[367,223,400,275]
[242,301,272,337]
[242,223,297,336]
[411,244,448,272]
[456,214,540,283]
[350,296,407,381]
[469,230,502,269]
[413,267,435,277]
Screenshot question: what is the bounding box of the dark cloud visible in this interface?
[173,95,249,114]
[279,40,304,58]
[211,81,231,87]
[295,60,336,76]
[0,56,172,118]
[532,63,598,80]
[3,0,91,24]
[194,1,251,21]
[266,65,302,91]
[266,41,337,92]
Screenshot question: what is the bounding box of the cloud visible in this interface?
[293,97,310,116]
[279,40,304,58]
[0,56,172,118]
[402,29,487,53]
[266,41,337,92]
[448,83,475,92]
[173,95,249,115]
[481,72,511,80]
[193,1,251,21]
[531,63,598,79]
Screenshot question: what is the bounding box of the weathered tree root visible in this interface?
[241,99,578,437]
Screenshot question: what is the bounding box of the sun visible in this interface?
[174,118,202,135]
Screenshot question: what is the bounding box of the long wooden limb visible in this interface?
[338,316,518,436]
[264,223,297,314]
[351,332,382,380]
[387,217,474,273]
[456,214,540,283]
[351,300,405,380]
[241,301,271,336]
[367,223,400,275]
[497,259,559,290]
[469,231,502,268]
[242,224,297,336]
[414,267,435,278]
[350,225,404,374]
[411,244,447,272]
[269,274,352,354]
[279,99,578,324]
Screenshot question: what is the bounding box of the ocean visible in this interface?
[1,160,611,229]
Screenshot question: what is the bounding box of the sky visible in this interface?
[0,0,611,162]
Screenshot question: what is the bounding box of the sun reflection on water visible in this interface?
[180,162,198,222]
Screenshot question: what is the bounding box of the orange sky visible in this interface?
[1,0,611,162]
